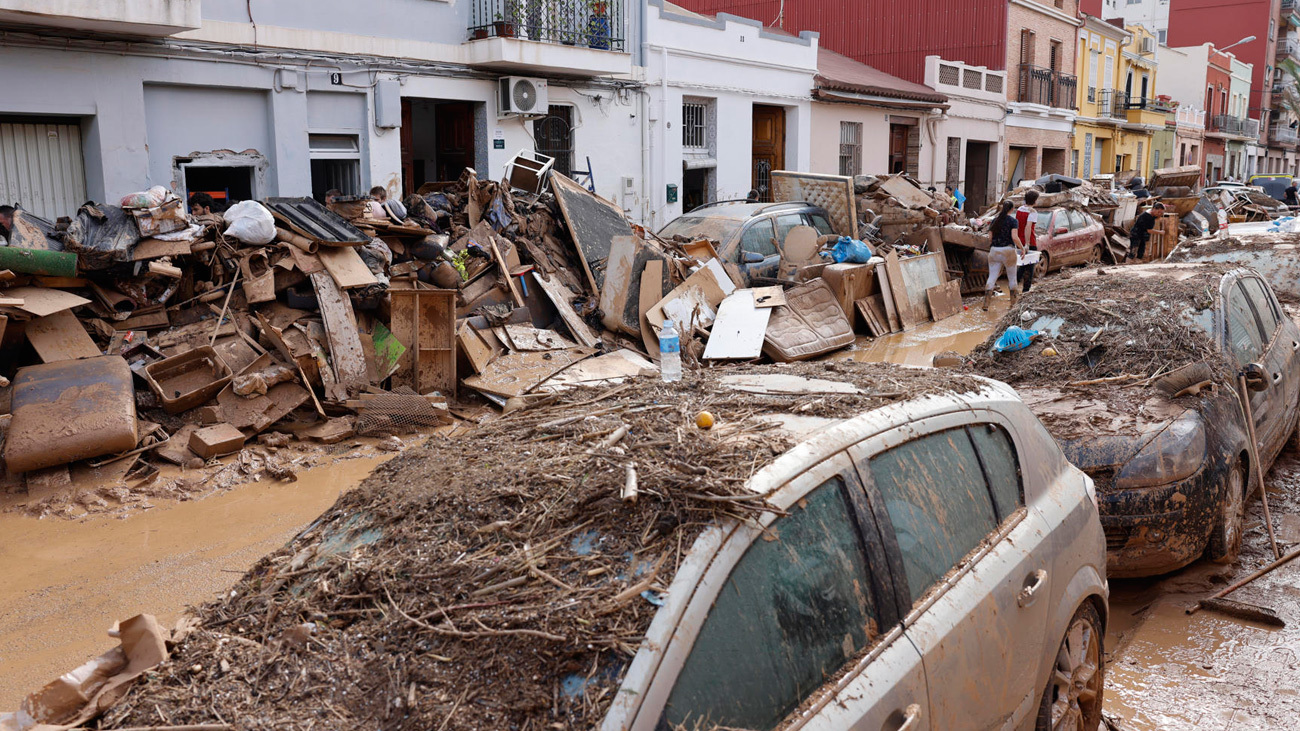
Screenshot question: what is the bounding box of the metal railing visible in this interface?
[1278,38,1299,58]
[469,0,626,51]
[1016,65,1078,109]
[1212,114,1252,135]
[1272,123,1300,144]
[1097,89,1129,119]
[1284,0,1296,12]
[1126,96,1174,113]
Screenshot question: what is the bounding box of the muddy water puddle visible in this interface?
[829,295,1007,366]
[0,453,394,708]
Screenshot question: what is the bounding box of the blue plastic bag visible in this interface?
[825,236,874,264]
[993,326,1039,353]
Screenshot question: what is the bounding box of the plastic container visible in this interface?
[659,319,682,383]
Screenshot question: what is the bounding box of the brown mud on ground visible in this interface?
[0,452,398,709]
[827,294,1007,367]
[1104,450,1300,730]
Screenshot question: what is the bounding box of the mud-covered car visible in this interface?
[100,364,1107,731]
[1168,229,1300,300]
[657,201,835,284]
[972,263,1300,577]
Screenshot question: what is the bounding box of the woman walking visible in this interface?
[984,200,1026,310]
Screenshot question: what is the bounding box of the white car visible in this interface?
[602,375,1109,730]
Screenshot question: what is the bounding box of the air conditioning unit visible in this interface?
[499,77,548,117]
[1141,37,1155,54]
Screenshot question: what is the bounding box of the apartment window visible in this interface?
[1221,89,1228,117]
[1103,55,1114,90]
[839,121,862,177]
[533,105,574,177]
[683,102,708,149]
[1071,149,1080,177]
[309,133,361,202]
[1054,0,1063,8]
[1020,30,1035,66]
[1137,141,1144,174]
[1158,29,1167,43]
[1088,50,1098,101]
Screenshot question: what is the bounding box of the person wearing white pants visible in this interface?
[984,199,1027,310]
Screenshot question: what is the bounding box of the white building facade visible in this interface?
[923,56,1007,212]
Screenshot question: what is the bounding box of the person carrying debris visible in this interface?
[1129,202,1164,261]
[984,200,1025,310]
[947,185,966,211]
[1015,190,1040,294]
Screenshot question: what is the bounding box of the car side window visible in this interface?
[808,213,835,236]
[967,424,1024,521]
[662,476,881,731]
[1034,211,1051,236]
[1226,281,1266,366]
[1240,277,1280,341]
[868,428,998,604]
[1068,210,1091,230]
[739,218,778,259]
[773,214,805,249]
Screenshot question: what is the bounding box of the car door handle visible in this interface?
[1017,569,1048,608]
[892,703,922,731]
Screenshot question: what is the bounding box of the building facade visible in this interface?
[1006,0,1082,185]
[1073,16,1131,179]
[923,56,1008,212]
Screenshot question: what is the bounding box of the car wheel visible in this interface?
[1206,460,1247,564]
[1034,602,1104,731]
[1288,410,1300,452]
[1034,251,1052,279]
[1089,244,1103,264]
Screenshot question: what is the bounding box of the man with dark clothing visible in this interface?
[1129,202,1164,261]
[0,205,13,241]
[1285,181,1298,207]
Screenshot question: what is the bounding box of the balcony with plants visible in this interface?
[0,0,199,36]
[465,0,631,76]
[1125,95,1173,127]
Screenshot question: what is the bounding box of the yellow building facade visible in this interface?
[1074,20,1163,180]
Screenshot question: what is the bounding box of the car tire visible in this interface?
[1034,602,1105,731]
[1034,251,1052,279]
[1089,244,1103,264]
[1206,460,1247,564]
[1287,410,1300,452]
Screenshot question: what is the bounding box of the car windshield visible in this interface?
[658,215,744,243]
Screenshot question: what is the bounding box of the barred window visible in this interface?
[683,102,708,149]
[839,121,862,177]
[533,105,574,177]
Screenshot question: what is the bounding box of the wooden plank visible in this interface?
[878,174,935,209]
[488,235,525,307]
[25,310,101,362]
[549,171,633,296]
[883,252,915,329]
[131,237,194,261]
[3,286,90,317]
[752,286,787,308]
[854,299,886,337]
[309,271,369,398]
[503,324,577,351]
[317,246,379,289]
[639,259,664,359]
[898,253,944,321]
[462,347,596,398]
[926,280,963,321]
[703,290,771,360]
[647,261,731,332]
[532,271,601,348]
[458,321,499,374]
[599,234,639,335]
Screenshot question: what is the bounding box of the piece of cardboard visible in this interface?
[317,246,379,289]
[647,260,733,332]
[926,280,963,321]
[131,237,194,261]
[883,251,914,330]
[3,286,91,317]
[703,290,771,360]
[25,310,101,362]
[752,286,786,308]
[639,259,664,359]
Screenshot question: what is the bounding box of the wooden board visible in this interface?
[458,321,499,375]
[926,280,963,321]
[25,310,100,362]
[898,253,945,321]
[3,286,91,317]
[309,271,369,399]
[389,286,457,396]
[462,347,596,398]
[703,290,771,360]
[752,286,786,308]
[549,171,633,296]
[883,251,915,330]
[647,259,733,331]
[316,246,379,289]
[878,174,935,209]
[131,237,194,261]
[532,271,601,348]
[854,299,887,337]
[488,236,525,307]
[503,324,577,351]
[639,259,664,359]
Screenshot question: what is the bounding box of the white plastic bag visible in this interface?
[222,200,276,245]
[119,185,171,209]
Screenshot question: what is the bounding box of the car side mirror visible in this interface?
[742,251,765,264]
[1243,363,1269,392]
[1055,227,1068,235]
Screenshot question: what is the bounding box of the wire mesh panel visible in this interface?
[838,122,862,177]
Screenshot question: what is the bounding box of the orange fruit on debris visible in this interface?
[695,411,715,429]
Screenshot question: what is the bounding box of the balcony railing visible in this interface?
[1211,114,1251,135]
[1126,96,1174,113]
[1176,107,1206,128]
[1273,123,1300,144]
[469,0,626,51]
[1016,65,1078,110]
[1097,89,1129,119]
[1278,39,1299,58]
[1286,0,1297,10]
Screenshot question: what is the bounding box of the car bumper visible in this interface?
[1097,469,1218,578]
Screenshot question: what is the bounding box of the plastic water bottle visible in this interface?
[659,319,682,383]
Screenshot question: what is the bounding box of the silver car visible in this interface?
[602,375,1109,730]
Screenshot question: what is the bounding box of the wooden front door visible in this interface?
[435,102,475,182]
[889,124,909,174]
[752,105,785,202]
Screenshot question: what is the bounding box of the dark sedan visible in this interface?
[974,264,1300,577]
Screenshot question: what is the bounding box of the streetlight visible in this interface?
[1220,35,1257,52]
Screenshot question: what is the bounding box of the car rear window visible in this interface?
[657,215,743,243]
[1034,211,1051,235]
[869,428,998,603]
[662,476,880,730]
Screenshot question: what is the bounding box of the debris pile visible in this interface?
[89,362,985,731]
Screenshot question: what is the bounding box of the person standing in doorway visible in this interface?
[984,200,1025,310]
[1129,202,1164,261]
[1015,190,1041,294]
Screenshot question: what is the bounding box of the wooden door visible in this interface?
[400,99,414,195]
[889,124,908,174]
[965,141,990,213]
[752,105,785,202]
[435,102,475,182]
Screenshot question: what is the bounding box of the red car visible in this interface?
[1030,207,1106,276]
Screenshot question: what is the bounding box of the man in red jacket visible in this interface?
[1015,190,1041,294]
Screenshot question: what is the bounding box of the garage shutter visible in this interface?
[0,121,87,222]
